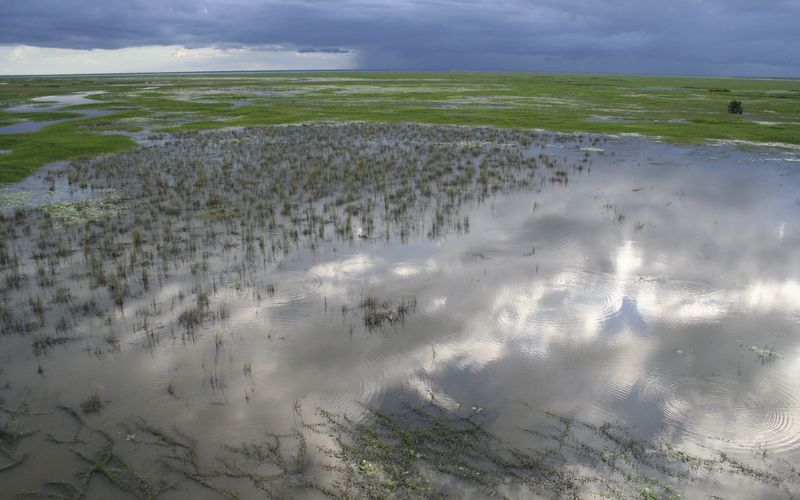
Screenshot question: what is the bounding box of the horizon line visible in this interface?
[1,68,799,81]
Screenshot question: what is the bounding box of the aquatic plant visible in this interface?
[41,190,125,227]
[749,345,780,364]
[80,386,104,414]
[361,293,417,330]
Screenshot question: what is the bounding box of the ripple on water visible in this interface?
[389,261,437,283]
[319,254,381,281]
[418,298,468,335]
[635,277,721,330]
[554,270,722,332]
[350,351,414,410]
[651,375,800,455]
[736,280,800,318]
[494,271,620,339]
[260,270,323,306]
[230,303,314,336]
[491,268,731,362]
[472,225,575,260]
[310,394,376,424]
[542,341,658,424]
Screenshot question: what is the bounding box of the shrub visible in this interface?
[728,100,743,114]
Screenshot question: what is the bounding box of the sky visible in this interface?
[1,0,799,77]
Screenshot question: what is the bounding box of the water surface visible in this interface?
[0,124,799,498]
[0,92,113,134]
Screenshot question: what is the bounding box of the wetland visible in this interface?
[0,73,800,499]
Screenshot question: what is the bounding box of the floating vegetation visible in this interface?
[0,191,33,209]
[40,189,124,226]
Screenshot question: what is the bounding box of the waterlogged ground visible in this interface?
[0,92,113,135]
[1,123,800,498]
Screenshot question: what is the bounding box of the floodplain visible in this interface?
[0,73,800,499]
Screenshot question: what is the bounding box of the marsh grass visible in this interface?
[32,335,76,353]
[749,345,780,364]
[80,386,104,414]
[7,396,799,498]
[0,122,582,359]
[361,293,417,330]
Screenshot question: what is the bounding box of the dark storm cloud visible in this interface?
[1,0,799,75]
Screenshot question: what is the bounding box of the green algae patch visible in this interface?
[0,191,33,209]
[41,189,125,226]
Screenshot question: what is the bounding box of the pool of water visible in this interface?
[0,92,114,134]
[587,115,632,123]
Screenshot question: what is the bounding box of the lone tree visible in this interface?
[728,100,743,114]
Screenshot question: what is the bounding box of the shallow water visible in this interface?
[639,86,676,91]
[1,124,799,497]
[587,115,632,123]
[0,162,101,213]
[0,92,113,134]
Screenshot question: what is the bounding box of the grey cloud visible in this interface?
[1,0,798,76]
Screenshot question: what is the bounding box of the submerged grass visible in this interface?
[320,402,800,498]
[12,400,799,498]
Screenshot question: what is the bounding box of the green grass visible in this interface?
[0,124,133,183]
[2,71,799,183]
